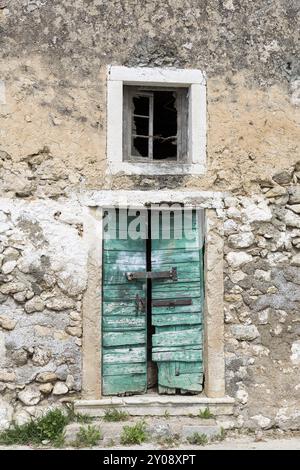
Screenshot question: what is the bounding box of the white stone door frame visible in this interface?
[79,190,226,403]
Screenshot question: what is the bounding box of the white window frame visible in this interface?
[106,66,207,176]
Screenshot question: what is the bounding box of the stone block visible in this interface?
[231,324,260,341]
[182,425,222,439]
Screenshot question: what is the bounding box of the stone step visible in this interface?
[74,395,235,418]
[64,417,225,447]
[182,424,222,440]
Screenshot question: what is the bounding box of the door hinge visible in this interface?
[126,267,177,281]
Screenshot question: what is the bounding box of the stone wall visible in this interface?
[0,162,299,430]
[0,198,89,428]
[224,162,300,430]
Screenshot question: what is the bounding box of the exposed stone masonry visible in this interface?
[0,0,299,433]
[0,162,299,430]
[0,198,88,428]
[224,162,300,430]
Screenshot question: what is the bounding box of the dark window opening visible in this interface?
[124,86,188,163]
[153,91,177,160]
[132,136,149,157]
[133,95,150,116]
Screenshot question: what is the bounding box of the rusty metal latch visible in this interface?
[126,267,177,281]
[152,299,192,307]
[136,295,192,312]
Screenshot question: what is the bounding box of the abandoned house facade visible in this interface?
[0,1,300,431]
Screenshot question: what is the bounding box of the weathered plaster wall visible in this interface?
[0,1,299,194]
[0,1,299,430]
[0,197,90,427]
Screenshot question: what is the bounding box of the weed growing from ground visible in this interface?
[73,425,102,448]
[120,421,148,445]
[198,407,214,419]
[0,406,93,447]
[103,408,129,422]
[187,432,208,446]
[0,409,69,446]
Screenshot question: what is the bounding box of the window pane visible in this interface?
[132,136,149,157]
[153,91,177,160]
[132,116,149,136]
[153,138,177,160]
[133,95,149,117]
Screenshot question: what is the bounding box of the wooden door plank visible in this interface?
[152,329,202,348]
[151,250,200,265]
[158,385,176,394]
[104,266,146,284]
[152,349,202,362]
[103,346,146,364]
[152,313,201,326]
[152,275,201,284]
[151,261,201,273]
[152,281,202,291]
[104,237,146,251]
[151,237,201,250]
[151,299,202,315]
[104,251,146,264]
[103,331,146,347]
[178,361,203,374]
[103,285,145,301]
[103,315,145,331]
[153,344,202,351]
[103,362,146,376]
[103,301,139,316]
[103,374,146,395]
[158,367,203,392]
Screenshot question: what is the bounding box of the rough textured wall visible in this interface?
[0,0,299,194]
[0,1,300,430]
[0,164,299,430]
[0,198,89,427]
[224,163,300,430]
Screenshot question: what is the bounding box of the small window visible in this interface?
[123,86,188,163]
[107,66,206,175]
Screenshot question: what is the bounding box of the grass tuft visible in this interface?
[0,409,69,446]
[64,402,93,424]
[103,408,129,422]
[187,432,208,446]
[73,425,102,448]
[120,421,148,445]
[0,405,93,447]
[157,433,180,448]
[198,407,214,419]
[215,427,226,441]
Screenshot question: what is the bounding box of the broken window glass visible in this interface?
[124,86,188,162]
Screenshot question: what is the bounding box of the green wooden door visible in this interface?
[102,209,204,396]
[151,210,204,394]
[102,210,147,395]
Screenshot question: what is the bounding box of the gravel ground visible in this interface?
[0,435,300,450]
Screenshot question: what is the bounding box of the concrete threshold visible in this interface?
[74,395,235,417]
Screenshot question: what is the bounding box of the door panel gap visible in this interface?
[147,209,158,390]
